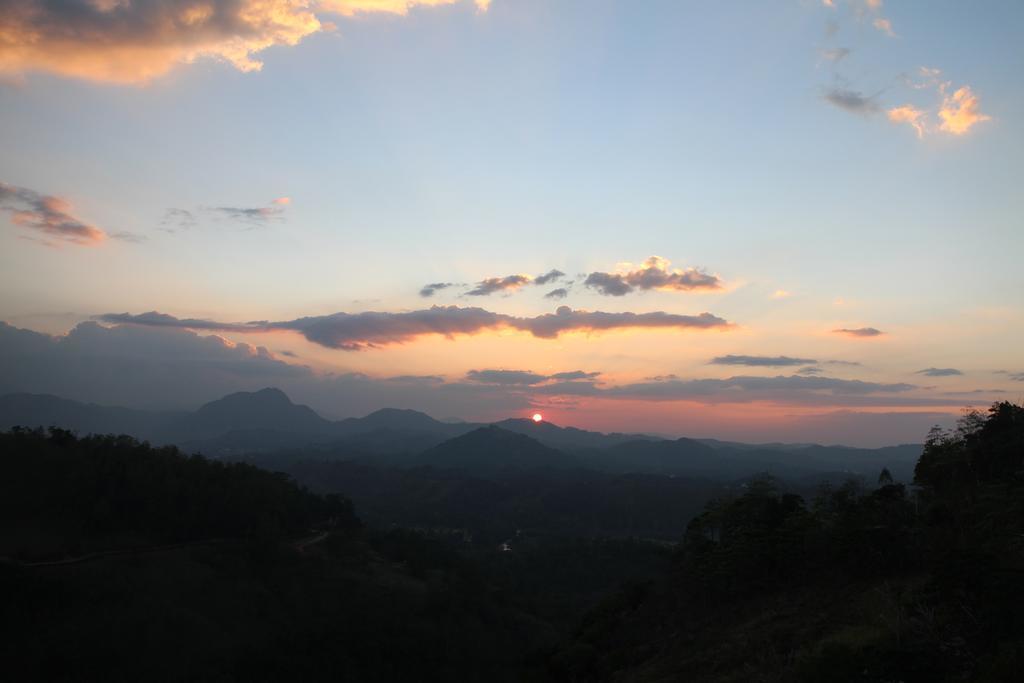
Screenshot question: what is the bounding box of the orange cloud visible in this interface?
[886,71,989,139]
[938,86,991,135]
[872,17,895,37]
[0,183,106,246]
[0,0,488,84]
[320,0,489,15]
[584,256,723,296]
[887,105,927,138]
[0,0,323,84]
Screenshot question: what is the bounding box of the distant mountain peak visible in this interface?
[181,388,329,439]
[353,407,446,431]
[364,407,432,418]
[419,425,574,470]
[201,387,294,410]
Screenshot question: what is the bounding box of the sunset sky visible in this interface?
[1,0,1022,445]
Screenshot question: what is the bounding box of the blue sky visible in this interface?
[1,0,1021,444]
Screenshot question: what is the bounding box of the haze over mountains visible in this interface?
[0,388,922,482]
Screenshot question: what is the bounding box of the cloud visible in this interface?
[98,304,733,351]
[820,47,851,62]
[771,290,793,299]
[710,355,817,367]
[813,6,988,141]
[904,66,943,90]
[0,0,323,85]
[0,319,526,419]
[210,199,288,226]
[0,182,106,246]
[529,373,966,409]
[544,287,569,300]
[109,231,147,244]
[872,17,895,37]
[465,269,564,296]
[887,105,928,138]
[797,366,824,375]
[994,371,1024,382]
[584,256,722,296]
[0,320,307,409]
[0,0,488,85]
[384,374,445,385]
[888,82,989,138]
[522,306,730,340]
[462,368,598,389]
[466,274,532,297]
[419,282,454,298]
[466,369,550,386]
[427,269,564,298]
[824,359,863,367]
[917,367,963,377]
[160,208,198,233]
[824,88,880,114]
[161,199,289,231]
[465,368,601,387]
[582,272,632,297]
[534,269,565,286]
[320,0,489,17]
[605,374,917,399]
[99,311,257,333]
[833,327,884,338]
[941,389,1004,397]
[0,321,970,438]
[938,86,990,135]
[550,370,601,381]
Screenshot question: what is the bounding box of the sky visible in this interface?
[1,0,1022,446]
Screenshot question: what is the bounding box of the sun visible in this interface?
[532,413,543,423]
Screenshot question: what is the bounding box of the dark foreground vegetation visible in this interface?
[0,428,667,681]
[555,402,1024,681]
[1,402,1021,681]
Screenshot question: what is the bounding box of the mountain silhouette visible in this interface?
[493,417,660,451]
[0,393,181,441]
[169,387,335,441]
[419,426,577,471]
[0,388,921,478]
[346,407,448,431]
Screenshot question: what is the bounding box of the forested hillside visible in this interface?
[2,403,1020,682]
[555,402,1024,682]
[0,429,664,681]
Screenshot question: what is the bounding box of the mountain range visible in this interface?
[0,388,922,482]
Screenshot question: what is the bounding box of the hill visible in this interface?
[493,417,660,451]
[0,389,921,479]
[419,425,577,471]
[552,402,1024,682]
[167,387,334,440]
[0,427,666,682]
[0,393,180,443]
